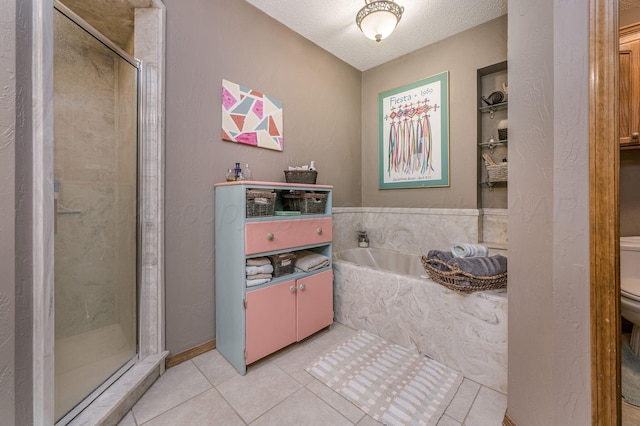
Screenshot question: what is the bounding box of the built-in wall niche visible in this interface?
[477,61,508,210]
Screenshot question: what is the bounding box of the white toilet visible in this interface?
[620,236,640,356]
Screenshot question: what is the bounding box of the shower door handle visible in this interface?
[54,198,57,235]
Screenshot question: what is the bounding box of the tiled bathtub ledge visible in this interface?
[333,207,481,216]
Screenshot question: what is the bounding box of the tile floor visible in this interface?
[118,323,507,426]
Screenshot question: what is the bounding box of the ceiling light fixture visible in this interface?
[356,0,404,42]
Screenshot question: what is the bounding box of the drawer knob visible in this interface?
[290,285,296,293]
[299,284,306,291]
[633,132,639,140]
[316,227,323,234]
[267,233,274,240]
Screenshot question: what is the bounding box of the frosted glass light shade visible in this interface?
[356,1,404,42]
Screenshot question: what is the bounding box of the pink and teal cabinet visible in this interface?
[214,181,334,374]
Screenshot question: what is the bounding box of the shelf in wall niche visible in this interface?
[479,101,508,114]
[479,180,507,191]
[478,140,508,150]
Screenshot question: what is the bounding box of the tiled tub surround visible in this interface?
[333,247,508,394]
[332,207,482,254]
[480,208,508,248]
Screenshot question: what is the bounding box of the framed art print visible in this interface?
[379,71,449,189]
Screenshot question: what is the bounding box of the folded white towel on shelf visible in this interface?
[246,264,274,275]
[246,277,271,287]
[295,259,329,273]
[246,273,272,280]
[451,243,489,258]
[246,257,271,266]
[294,250,330,272]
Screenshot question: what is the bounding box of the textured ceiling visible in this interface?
[244,0,508,71]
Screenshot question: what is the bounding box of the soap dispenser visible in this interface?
[357,231,369,248]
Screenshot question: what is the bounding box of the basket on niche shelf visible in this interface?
[245,190,276,217]
[268,252,296,277]
[421,256,507,293]
[282,192,328,215]
[283,170,318,184]
[482,153,507,183]
[486,163,508,182]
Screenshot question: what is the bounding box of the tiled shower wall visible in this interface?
[53,17,136,340]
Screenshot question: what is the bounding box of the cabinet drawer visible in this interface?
[245,218,332,255]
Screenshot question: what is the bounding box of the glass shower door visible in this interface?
[53,8,138,422]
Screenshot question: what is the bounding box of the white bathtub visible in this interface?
[333,247,508,393]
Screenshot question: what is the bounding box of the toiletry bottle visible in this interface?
[358,231,369,248]
[234,163,242,180]
[309,161,316,171]
[244,163,252,181]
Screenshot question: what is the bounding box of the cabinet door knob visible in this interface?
[267,233,274,240]
[316,227,323,234]
[299,284,306,291]
[290,285,296,293]
[633,132,639,140]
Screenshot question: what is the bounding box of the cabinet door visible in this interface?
[620,39,640,147]
[245,281,297,364]
[296,270,334,341]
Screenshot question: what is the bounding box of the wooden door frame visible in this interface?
[590,0,621,423]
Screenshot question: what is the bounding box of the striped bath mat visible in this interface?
[306,330,462,426]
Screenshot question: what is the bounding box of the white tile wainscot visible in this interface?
[332,207,482,254]
[480,208,508,249]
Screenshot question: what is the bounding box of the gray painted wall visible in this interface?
[361,16,507,208]
[508,0,591,424]
[0,0,16,423]
[164,0,362,354]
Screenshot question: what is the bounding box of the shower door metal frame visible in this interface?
[53,2,142,424]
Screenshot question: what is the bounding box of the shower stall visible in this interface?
[53,4,139,423]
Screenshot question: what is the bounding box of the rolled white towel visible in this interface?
[246,264,274,275]
[451,242,489,258]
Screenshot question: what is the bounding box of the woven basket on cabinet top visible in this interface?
[283,170,318,184]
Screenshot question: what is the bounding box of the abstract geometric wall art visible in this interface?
[378,72,449,189]
[221,79,284,151]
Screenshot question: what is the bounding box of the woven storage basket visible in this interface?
[283,170,318,184]
[420,256,507,293]
[486,163,508,182]
[282,192,328,214]
[245,190,276,217]
[268,252,296,277]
